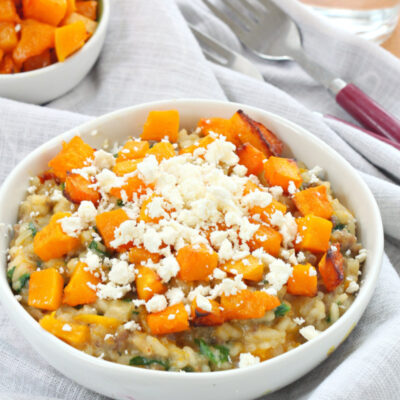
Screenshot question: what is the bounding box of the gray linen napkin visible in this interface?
[0,1,399,399]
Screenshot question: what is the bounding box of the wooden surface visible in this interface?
[382,17,400,57]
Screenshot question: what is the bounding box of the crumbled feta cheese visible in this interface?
[166,287,185,306]
[93,150,116,170]
[265,259,292,291]
[123,321,142,331]
[77,201,97,224]
[299,325,321,341]
[97,282,131,300]
[146,294,167,313]
[96,169,123,192]
[196,294,212,312]
[270,211,297,247]
[346,281,360,294]
[210,275,246,298]
[50,189,64,202]
[108,259,135,285]
[62,324,72,332]
[233,164,247,177]
[293,317,305,325]
[212,268,227,280]
[59,216,82,238]
[287,181,297,195]
[137,155,158,184]
[239,353,260,368]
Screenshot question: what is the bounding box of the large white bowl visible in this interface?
[0,0,109,105]
[0,100,384,400]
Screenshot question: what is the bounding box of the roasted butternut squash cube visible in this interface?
[95,209,130,250]
[33,212,80,261]
[75,0,97,20]
[147,141,175,162]
[39,312,89,347]
[13,19,55,65]
[136,266,166,301]
[191,297,224,327]
[197,116,240,146]
[55,20,88,62]
[287,263,318,297]
[179,135,215,155]
[0,0,18,23]
[63,12,97,36]
[263,156,302,192]
[63,262,100,306]
[177,243,218,281]
[109,175,151,202]
[22,49,52,72]
[129,247,161,264]
[221,290,280,321]
[112,159,142,176]
[236,143,266,176]
[147,303,189,335]
[23,0,67,26]
[116,140,149,162]
[222,255,264,282]
[48,136,94,181]
[141,110,180,143]
[28,268,64,310]
[318,244,344,292]
[248,225,282,257]
[250,199,287,225]
[293,185,333,219]
[0,22,18,52]
[296,215,333,253]
[64,173,100,204]
[73,314,121,329]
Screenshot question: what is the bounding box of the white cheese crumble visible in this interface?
[293,317,305,325]
[265,259,292,291]
[166,287,185,306]
[146,294,167,313]
[238,353,260,368]
[123,321,142,331]
[346,281,360,294]
[62,324,72,332]
[299,325,321,341]
[93,150,116,170]
[196,294,212,312]
[108,259,135,286]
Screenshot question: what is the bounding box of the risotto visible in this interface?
[7,109,366,372]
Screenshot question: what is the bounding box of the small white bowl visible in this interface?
[0,100,384,400]
[0,0,109,105]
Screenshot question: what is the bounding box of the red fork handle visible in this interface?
[336,83,400,143]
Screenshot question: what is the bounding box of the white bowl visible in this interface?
[0,0,109,105]
[0,99,384,400]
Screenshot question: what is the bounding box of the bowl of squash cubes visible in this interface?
[0,0,109,104]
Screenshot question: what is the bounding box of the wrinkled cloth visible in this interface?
[0,1,399,399]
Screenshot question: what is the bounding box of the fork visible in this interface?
[202,0,400,143]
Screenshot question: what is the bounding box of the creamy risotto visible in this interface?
[7,110,366,372]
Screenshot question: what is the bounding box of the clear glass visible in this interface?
[300,0,400,43]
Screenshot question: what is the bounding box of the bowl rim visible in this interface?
[0,0,110,80]
[0,98,384,381]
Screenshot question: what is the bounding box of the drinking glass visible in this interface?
[300,0,400,43]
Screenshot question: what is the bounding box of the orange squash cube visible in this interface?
[147,303,189,335]
[109,175,151,202]
[318,244,344,292]
[222,255,264,282]
[129,247,161,265]
[0,22,18,52]
[191,297,224,327]
[0,0,18,22]
[64,173,100,205]
[221,289,280,321]
[136,266,166,301]
[179,135,215,155]
[263,156,302,192]
[95,209,130,251]
[116,140,149,162]
[147,141,175,162]
[13,19,55,65]
[293,185,333,219]
[22,49,52,72]
[55,21,88,62]
[112,159,142,176]
[250,199,287,225]
[62,12,97,35]
[0,52,19,73]
[296,215,333,253]
[197,117,238,145]
[287,263,318,297]
[73,314,122,329]
[48,136,94,181]
[139,194,168,224]
[75,0,97,20]
[141,110,179,143]
[28,268,64,310]
[33,212,80,261]
[23,0,67,26]
[236,143,266,176]
[39,312,89,347]
[248,225,282,257]
[63,262,99,306]
[177,243,218,281]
